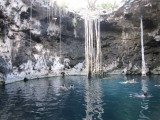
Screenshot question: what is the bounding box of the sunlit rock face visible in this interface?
[0,0,85,83]
[101,0,160,74]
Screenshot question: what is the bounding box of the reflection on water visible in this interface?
[139,77,151,120]
[84,79,104,120]
[141,78,148,93]
[0,76,86,120]
[139,99,151,120]
[0,75,160,120]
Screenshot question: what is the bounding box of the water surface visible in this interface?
[0,75,160,120]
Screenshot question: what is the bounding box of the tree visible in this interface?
[87,0,97,10]
[101,2,118,10]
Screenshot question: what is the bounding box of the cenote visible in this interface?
[0,0,160,120]
[1,75,160,120]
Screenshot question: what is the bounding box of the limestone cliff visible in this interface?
[0,0,160,84]
[101,0,160,74]
[0,0,85,84]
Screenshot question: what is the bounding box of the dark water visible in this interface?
[0,75,160,120]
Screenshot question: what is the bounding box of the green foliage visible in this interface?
[72,18,77,27]
[101,2,118,10]
[121,0,129,2]
[61,2,68,9]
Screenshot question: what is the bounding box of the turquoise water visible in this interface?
[0,75,160,120]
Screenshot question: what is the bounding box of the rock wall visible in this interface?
[101,0,160,74]
[0,0,160,84]
[0,0,85,84]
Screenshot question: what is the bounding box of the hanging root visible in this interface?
[85,15,102,78]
